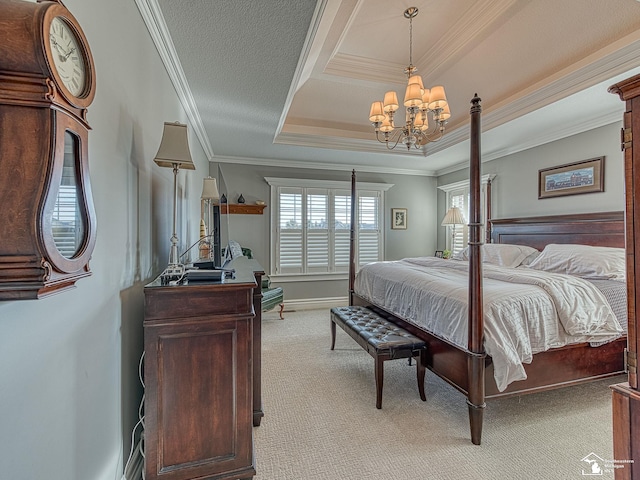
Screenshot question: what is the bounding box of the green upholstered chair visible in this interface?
[223,244,284,319]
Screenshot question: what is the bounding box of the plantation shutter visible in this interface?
[277,187,303,274]
[267,177,390,278]
[52,185,81,257]
[333,193,351,272]
[306,189,329,273]
[358,191,381,267]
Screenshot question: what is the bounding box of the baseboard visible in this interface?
[283,296,348,311]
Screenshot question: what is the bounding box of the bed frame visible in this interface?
[348,95,627,445]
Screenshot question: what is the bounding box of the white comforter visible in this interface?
[354,257,623,391]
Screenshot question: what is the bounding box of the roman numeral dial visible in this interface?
[48,17,86,97]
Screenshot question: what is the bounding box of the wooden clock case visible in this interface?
[0,0,97,300]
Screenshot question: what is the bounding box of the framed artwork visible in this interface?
[434,250,444,258]
[391,208,407,230]
[538,157,604,199]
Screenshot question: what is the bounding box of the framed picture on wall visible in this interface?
[538,157,604,199]
[391,208,407,230]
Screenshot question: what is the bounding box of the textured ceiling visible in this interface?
[144,0,640,176]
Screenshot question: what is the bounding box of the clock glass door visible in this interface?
[52,131,86,258]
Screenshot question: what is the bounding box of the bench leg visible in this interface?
[278,303,284,319]
[417,351,426,402]
[375,355,384,409]
[330,319,336,350]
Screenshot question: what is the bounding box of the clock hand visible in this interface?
[50,35,65,54]
[63,47,76,61]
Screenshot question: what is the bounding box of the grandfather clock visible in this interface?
[0,0,97,300]
[609,73,640,479]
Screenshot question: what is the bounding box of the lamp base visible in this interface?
[159,263,185,285]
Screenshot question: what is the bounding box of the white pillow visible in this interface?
[526,244,626,280]
[452,243,540,268]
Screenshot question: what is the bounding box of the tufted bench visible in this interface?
[330,306,427,409]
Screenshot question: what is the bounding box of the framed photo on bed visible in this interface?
[391,208,407,230]
[538,157,604,199]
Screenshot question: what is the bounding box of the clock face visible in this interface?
[49,17,87,97]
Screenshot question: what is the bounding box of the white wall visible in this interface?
[210,162,437,301]
[436,122,625,247]
[0,1,208,479]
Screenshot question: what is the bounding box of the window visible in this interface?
[438,175,495,255]
[266,177,392,280]
[448,187,469,255]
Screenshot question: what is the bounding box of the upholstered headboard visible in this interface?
[489,211,625,251]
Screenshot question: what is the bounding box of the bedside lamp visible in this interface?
[200,176,222,267]
[153,121,195,280]
[441,206,466,251]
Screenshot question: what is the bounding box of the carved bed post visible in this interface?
[468,94,486,445]
[349,169,357,305]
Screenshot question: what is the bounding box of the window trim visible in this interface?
[265,177,393,280]
[438,174,495,252]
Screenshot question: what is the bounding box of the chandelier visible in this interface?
[368,7,450,151]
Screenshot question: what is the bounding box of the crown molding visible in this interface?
[275,0,329,141]
[324,0,517,84]
[210,154,436,177]
[134,0,214,159]
[417,0,518,79]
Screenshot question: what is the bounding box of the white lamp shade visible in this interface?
[428,86,448,110]
[153,122,195,170]
[408,75,424,89]
[369,101,385,122]
[201,177,220,200]
[441,206,465,226]
[404,83,423,107]
[414,114,428,131]
[379,115,394,132]
[440,103,451,120]
[383,91,399,112]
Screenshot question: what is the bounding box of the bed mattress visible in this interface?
[354,257,624,391]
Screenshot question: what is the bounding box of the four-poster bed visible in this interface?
[347,95,627,445]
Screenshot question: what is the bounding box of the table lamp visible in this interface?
[199,176,222,267]
[441,206,466,251]
[153,121,195,280]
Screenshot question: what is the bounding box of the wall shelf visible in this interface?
[219,204,266,215]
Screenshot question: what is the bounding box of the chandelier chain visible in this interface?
[409,13,413,68]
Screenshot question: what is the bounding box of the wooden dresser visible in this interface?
[143,257,264,480]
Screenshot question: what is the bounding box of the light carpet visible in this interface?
[255,308,624,480]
